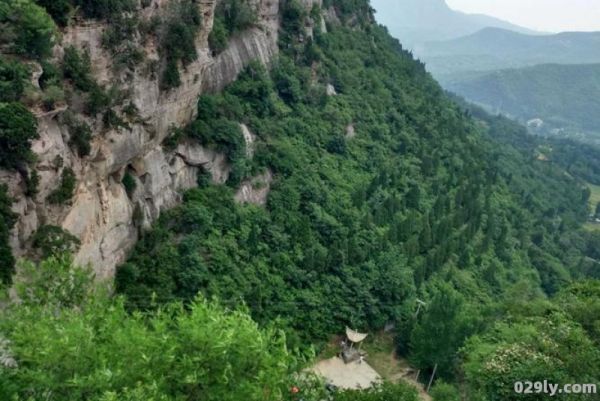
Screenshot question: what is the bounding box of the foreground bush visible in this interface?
[0,256,299,401]
[333,382,419,401]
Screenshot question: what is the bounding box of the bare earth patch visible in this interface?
[312,357,381,390]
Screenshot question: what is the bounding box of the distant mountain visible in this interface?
[446,63,600,142]
[370,0,537,49]
[422,28,600,78]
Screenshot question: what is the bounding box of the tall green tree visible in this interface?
[409,281,477,378]
[0,102,38,170]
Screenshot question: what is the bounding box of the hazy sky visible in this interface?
[446,0,600,33]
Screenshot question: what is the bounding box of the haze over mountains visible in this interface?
[423,28,600,79]
[446,63,600,142]
[370,0,537,48]
[371,0,600,142]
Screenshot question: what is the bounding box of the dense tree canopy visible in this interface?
[1,1,600,400]
[117,2,597,388]
[1,256,303,401]
[0,0,56,59]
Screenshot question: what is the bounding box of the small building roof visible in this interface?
[346,327,368,343]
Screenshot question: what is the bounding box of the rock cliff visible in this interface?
[2,0,320,279]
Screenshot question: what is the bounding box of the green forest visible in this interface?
[2,0,600,400]
[446,63,600,141]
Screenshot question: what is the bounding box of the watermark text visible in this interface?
[514,381,597,397]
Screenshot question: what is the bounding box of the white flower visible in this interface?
[0,336,18,369]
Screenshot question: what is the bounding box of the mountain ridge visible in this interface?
[371,0,538,48]
[420,27,600,80]
[445,62,600,142]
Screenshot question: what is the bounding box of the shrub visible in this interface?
[430,381,460,401]
[272,59,303,104]
[103,107,128,130]
[112,42,145,72]
[228,61,274,117]
[0,57,29,102]
[87,85,127,127]
[163,11,200,65]
[162,127,184,151]
[102,14,145,72]
[160,0,202,90]
[333,382,419,401]
[102,14,138,50]
[62,46,94,91]
[160,59,181,90]
[47,167,76,204]
[0,283,297,401]
[280,0,306,36]
[25,169,39,196]
[326,135,347,155]
[39,60,61,89]
[86,85,110,115]
[187,118,245,162]
[66,118,92,157]
[0,102,39,170]
[0,184,16,285]
[208,16,229,55]
[197,168,212,188]
[62,48,126,125]
[122,171,137,197]
[34,0,71,26]
[209,0,257,55]
[73,0,135,20]
[13,254,94,308]
[0,0,56,59]
[31,225,80,258]
[41,84,65,110]
[220,0,257,32]
[197,94,222,120]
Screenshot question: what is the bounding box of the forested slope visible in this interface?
[116,0,600,392]
[2,0,600,400]
[445,63,600,140]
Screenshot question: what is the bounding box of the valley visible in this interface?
[372,1,600,146]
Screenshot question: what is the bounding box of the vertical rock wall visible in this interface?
[3,0,293,279]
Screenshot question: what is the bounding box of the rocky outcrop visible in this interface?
[2,0,260,278]
[234,169,273,206]
[3,0,322,279]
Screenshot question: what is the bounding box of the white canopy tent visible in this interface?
[346,327,368,345]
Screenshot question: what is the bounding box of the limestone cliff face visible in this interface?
[2,0,319,279]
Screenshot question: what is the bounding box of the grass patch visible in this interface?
[583,222,600,231]
[362,332,408,381]
[314,332,410,381]
[316,335,343,360]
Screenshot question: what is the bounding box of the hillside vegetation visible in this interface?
[2,1,600,400]
[445,63,600,142]
[117,0,600,394]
